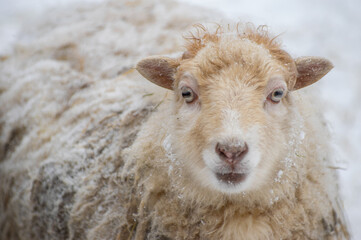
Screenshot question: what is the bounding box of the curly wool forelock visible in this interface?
[184,24,278,58]
[183,24,298,87]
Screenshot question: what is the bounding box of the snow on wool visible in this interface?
[0,0,349,239]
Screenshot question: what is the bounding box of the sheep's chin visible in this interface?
[195,162,259,194]
[207,169,257,194]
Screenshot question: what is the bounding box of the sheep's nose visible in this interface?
[216,142,248,165]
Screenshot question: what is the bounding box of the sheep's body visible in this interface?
[0,0,349,239]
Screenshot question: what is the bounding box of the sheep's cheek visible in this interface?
[264,101,288,117]
[173,103,205,163]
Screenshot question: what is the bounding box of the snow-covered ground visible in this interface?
[1,0,360,238]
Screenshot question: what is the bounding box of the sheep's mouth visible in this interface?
[215,172,247,184]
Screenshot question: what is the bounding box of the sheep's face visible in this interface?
[171,38,294,193]
[137,32,333,194]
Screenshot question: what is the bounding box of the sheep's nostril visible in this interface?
[216,143,248,165]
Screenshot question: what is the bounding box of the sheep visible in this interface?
[130,25,350,240]
[0,2,349,240]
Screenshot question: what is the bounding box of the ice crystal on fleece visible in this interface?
[274,170,283,183]
[281,110,306,170]
[163,134,181,177]
[269,189,280,205]
[163,134,177,163]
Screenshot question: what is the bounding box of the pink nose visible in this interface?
[216,143,248,165]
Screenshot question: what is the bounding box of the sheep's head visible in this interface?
[136,26,333,194]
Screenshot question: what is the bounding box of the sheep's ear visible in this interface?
[293,57,334,90]
[136,56,179,90]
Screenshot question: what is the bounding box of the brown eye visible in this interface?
[267,88,285,103]
[181,86,196,103]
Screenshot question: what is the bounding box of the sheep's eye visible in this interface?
[268,88,285,103]
[181,86,196,103]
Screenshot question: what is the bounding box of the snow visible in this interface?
[1,0,360,238]
[275,170,283,183]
